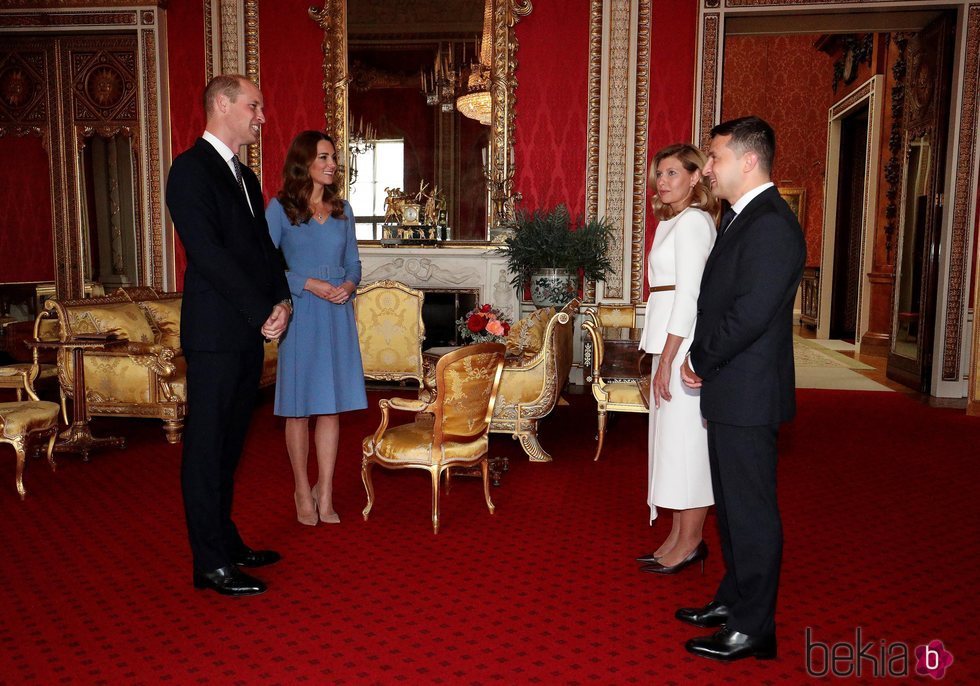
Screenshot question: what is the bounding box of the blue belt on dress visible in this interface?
[312,265,346,280]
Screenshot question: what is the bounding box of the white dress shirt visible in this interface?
[202,130,253,215]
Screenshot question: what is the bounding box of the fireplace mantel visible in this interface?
[358,246,519,321]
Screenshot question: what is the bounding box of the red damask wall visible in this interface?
[722,34,838,267]
[165,0,206,287]
[644,0,699,280]
[512,0,591,216]
[0,136,54,281]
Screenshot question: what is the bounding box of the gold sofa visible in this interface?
[488,299,579,462]
[40,287,278,444]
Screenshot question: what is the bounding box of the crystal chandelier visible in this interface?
[456,0,492,126]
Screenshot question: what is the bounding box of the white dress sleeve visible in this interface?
[665,209,715,338]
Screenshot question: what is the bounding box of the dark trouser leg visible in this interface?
[219,344,263,556]
[707,422,737,608]
[709,421,782,637]
[182,346,261,572]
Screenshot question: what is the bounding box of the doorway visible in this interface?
[886,13,955,392]
[829,103,869,341]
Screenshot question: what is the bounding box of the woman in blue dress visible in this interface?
[267,130,367,526]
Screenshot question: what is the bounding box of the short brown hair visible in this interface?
[203,74,248,116]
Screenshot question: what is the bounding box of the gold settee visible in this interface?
[39,287,278,443]
[488,300,579,462]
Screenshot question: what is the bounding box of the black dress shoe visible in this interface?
[685,628,776,661]
[642,542,707,575]
[193,566,267,597]
[675,600,729,628]
[231,547,281,568]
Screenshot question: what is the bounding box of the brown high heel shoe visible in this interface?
[312,484,340,524]
[294,489,318,526]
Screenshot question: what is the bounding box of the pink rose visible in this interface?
[486,319,505,336]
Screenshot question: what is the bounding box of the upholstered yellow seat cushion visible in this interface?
[505,306,555,359]
[0,364,58,387]
[0,401,60,437]
[602,381,645,405]
[139,297,182,348]
[363,422,489,464]
[65,302,155,343]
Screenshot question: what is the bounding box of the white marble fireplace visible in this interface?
[358,246,520,322]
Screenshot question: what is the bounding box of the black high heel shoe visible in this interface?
[641,541,707,575]
[636,552,661,564]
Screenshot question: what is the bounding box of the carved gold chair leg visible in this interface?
[517,430,552,463]
[481,460,495,514]
[430,468,441,534]
[8,437,27,501]
[594,408,608,461]
[361,458,375,520]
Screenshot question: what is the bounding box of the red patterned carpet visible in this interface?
[1,388,978,684]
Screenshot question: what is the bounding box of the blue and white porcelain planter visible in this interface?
[529,269,577,308]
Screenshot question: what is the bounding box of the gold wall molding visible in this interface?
[0,5,170,297]
[695,0,980,399]
[203,0,261,179]
[630,0,650,305]
[584,0,649,304]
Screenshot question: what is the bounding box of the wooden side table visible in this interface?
[26,337,128,460]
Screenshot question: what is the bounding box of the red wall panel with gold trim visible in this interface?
[0,136,54,282]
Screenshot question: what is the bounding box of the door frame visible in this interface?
[818,75,883,353]
[694,1,980,399]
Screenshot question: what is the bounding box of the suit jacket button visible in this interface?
[697,308,703,315]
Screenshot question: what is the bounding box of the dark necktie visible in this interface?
[231,155,253,215]
[718,207,736,238]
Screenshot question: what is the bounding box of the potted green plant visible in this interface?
[498,204,615,308]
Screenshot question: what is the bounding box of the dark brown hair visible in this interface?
[649,143,720,224]
[277,130,346,226]
[710,115,776,174]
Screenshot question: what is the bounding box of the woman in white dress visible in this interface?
[636,143,719,575]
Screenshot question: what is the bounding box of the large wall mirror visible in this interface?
[310,0,530,243]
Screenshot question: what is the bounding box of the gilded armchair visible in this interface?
[354,280,425,384]
[581,310,648,460]
[0,351,60,499]
[361,343,505,533]
[488,299,579,462]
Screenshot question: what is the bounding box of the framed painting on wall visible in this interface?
[778,187,806,231]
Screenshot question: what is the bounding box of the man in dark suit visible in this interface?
[166,74,292,597]
[678,116,806,660]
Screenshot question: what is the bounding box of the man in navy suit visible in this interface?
[679,116,806,660]
[166,75,292,597]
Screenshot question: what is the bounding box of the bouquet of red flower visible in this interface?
[455,303,513,344]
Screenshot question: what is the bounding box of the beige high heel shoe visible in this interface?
[312,484,340,524]
[294,489,318,526]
